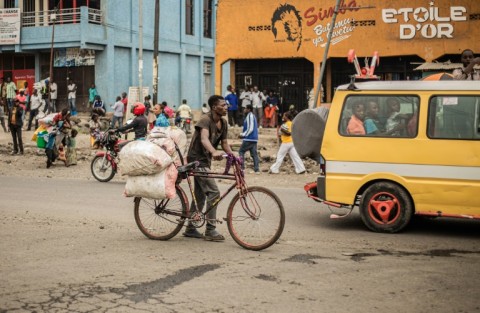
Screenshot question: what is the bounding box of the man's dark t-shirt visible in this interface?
[187,113,228,168]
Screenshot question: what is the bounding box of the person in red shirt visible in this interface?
[160,101,174,123]
[347,102,366,135]
[121,92,128,114]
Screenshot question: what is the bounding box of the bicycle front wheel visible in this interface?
[227,186,285,251]
[134,185,188,240]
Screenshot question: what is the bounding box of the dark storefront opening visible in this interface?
[40,52,95,112]
[235,58,313,113]
[328,55,425,102]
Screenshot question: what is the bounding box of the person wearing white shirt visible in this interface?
[251,85,266,128]
[27,89,42,131]
[110,96,124,128]
[49,80,58,113]
[67,79,77,116]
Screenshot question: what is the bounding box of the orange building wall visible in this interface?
[215,0,480,94]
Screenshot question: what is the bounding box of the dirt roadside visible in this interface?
[0,115,320,189]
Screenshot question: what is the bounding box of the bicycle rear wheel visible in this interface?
[227,186,285,251]
[134,185,188,240]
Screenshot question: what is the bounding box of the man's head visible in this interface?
[91,83,95,88]
[289,104,295,111]
[69,79,73,84]
[19,89,24,96]
[208,95,227,117]
[33,89,38,96]
[227,85,233,92]
[460,49,475,67]
[121,92,127,98]
[161,101,167,108]
[116,96,121,101]
[244,104,253,114]
[182,99,187,104]
[132,102,146,116]
[6,77,11,82]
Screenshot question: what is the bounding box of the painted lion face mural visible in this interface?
[272,4,303,51]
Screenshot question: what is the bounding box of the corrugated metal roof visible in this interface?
[414,61,480,71]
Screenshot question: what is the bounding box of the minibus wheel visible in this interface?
[359,182,413,233]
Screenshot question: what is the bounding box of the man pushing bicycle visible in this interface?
[183,95,234,241]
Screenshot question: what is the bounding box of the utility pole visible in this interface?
[138,0,144,102]
[313,2,374,107]
[48,9,57,84]
[152,0,159,105]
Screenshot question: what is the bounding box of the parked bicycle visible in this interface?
[133,152,285,251]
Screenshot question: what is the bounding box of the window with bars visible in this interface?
[203,0,212,38]
[5,0,16,8]
[186,0,194,35]
[23,0,35,12]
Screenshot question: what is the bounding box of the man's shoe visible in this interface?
[182,228,203,239]
[204,229,225,241]
[10,151,18,155]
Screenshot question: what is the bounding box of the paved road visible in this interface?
[1,176,480,313]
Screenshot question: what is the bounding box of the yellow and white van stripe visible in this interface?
[327,161,480,181]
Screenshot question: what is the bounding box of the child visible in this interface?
[92,95,105,116]
[89,113,101,149]
[364,101,383,135]
[346,101,366,135]
[66,128,78,167]
[385,98,407,136]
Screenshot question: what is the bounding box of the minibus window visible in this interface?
[340,95,418,138]
[428,96,480,140]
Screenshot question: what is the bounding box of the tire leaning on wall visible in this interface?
[291,107,329,163]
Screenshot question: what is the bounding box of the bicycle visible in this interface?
[133,152,285,251]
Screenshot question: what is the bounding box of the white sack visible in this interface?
[124,164,178,199]
[119,140,173,176]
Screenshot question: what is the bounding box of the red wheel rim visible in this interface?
[367,191,401,225]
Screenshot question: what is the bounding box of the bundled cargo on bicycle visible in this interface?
[120,126,188,200]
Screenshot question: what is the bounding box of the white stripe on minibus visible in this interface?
[327,161,480,181]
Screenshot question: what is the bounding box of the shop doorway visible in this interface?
[235,58,313,113]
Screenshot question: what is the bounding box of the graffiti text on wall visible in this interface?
[304,0,359,26]
[382,4,467,39]
[312,18,355,47]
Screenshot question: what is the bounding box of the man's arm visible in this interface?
[464,57,480,75]
[221,139,233,155]
[200,128,224,160]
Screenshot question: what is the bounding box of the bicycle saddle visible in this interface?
[177,161,199,174]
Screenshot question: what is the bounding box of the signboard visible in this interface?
[0,8,21,45]
[54,48,96,67]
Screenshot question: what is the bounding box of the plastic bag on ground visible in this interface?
[118,140,173,176]
[124,164,178,199]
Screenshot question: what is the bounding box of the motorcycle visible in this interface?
[90,129,130,182]
[176,116,192,134]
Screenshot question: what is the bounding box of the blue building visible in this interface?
[0,0,217,111]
